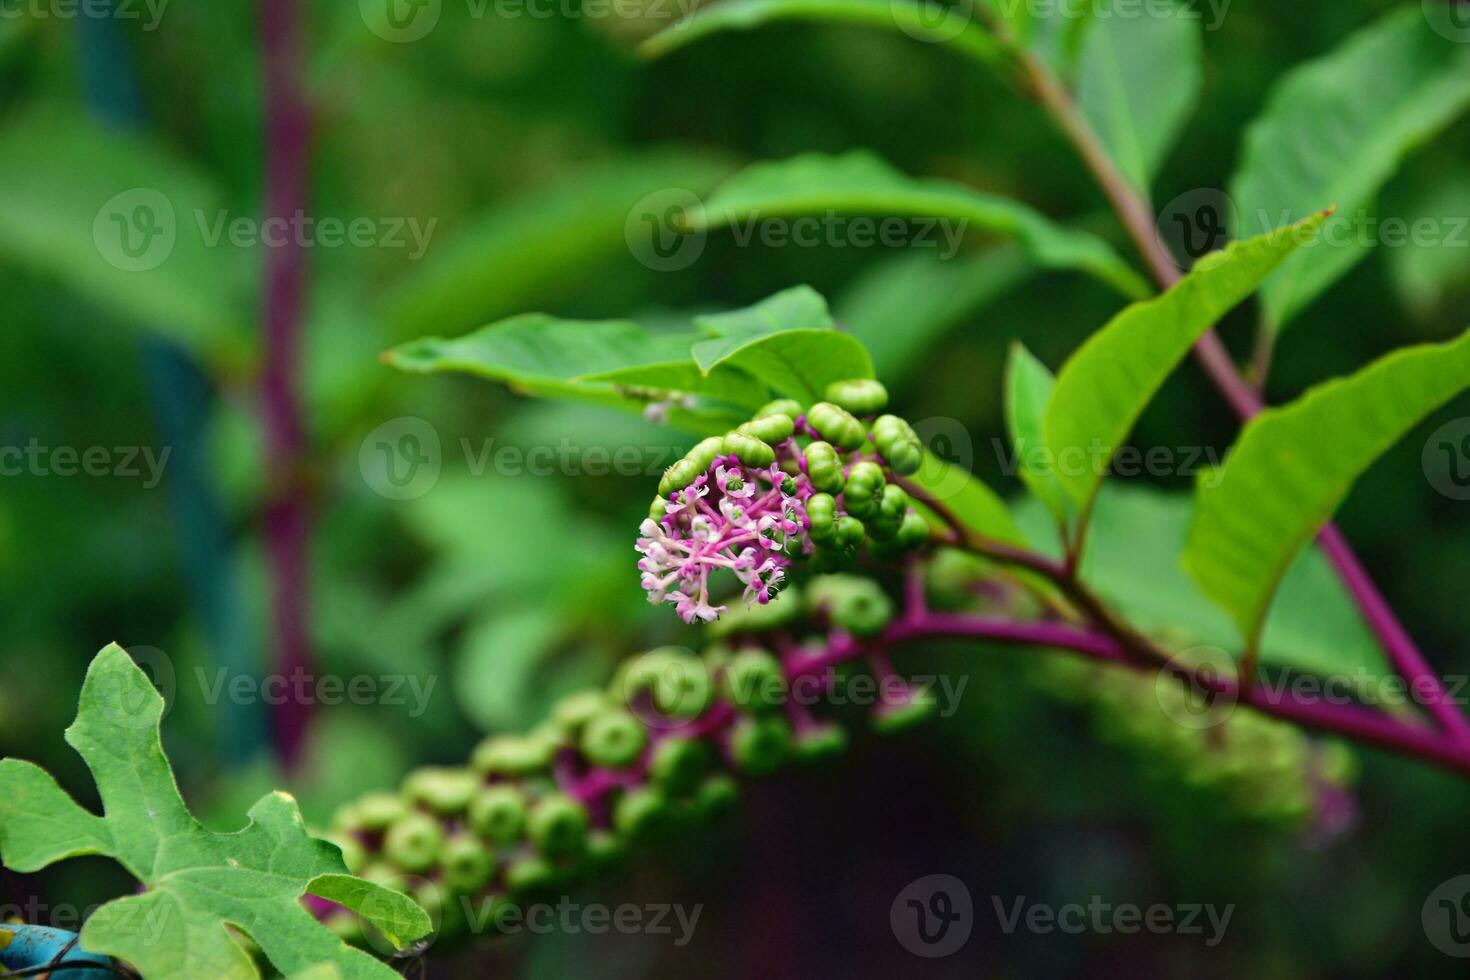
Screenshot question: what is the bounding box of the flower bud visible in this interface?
[340,791,406,833]
[841,461,886,518]
[694,773,740,818]
[658,437,724,496]
[806,402,865,450]
[649,737,710,796]
[738,413,795,445]
[581,708,648,768]
[614,786,675,842]
[619,648,712,722]
[867,484,910,540]
[440,835,495,894]
[504,855,561,896]
[404,767,480,815]
[552,690,611,738]
[872,414,923,475]
[896,510,930,549]
[808,575,894,636]
[806,492,838,544]
[794,722,849,762]
[722,432,776,467]
[528,793,590,859]
[384,811,444,874]
[722,649,787,712]
[467,785,527,845]
[728,715,792,776]
[824,379,888,416]
[756,398,804,419]
[472,734,555,777]
[803,441,846,494]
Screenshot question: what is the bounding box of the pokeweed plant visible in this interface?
[4,3,1470,976]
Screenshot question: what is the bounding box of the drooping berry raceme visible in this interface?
[636,380,930,624]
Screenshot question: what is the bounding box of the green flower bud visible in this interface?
[794,722,849,762]
[729,715,792,776]
[806,492,838,544]
[527,793,590,860]
[472,734,556,777]
[836,515,866,550]
[808,574,894,636]
[384,811,444,874]
[504,855,561,896]
[739,414,795,445]
[722,649,787,713]
[896,510,930,549]
[649,737,710,796]
[648,495,668,521]
[694,773,740,819]
[618,648,712,722]
[614,786,675,842]
[872,688,938,733]
[581,708,649,768]
[467,785,526,845]
[585,830,629,874]
[872,414,923,475]
[552,690,611,737]
[756,398,804,419]
[341,791,406,833]
[806,401,865,451]
[440,835,495,894]
[842,461,886,518]
[868,484,910,540]
[659,437,724,496]
[404,767,480,815]
[722,431,776,467]
[803,441,846,494]
[824,379,888,416]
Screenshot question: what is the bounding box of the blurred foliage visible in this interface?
[2,0,1469,977]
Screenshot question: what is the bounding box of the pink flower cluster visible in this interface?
[637,456,812,623]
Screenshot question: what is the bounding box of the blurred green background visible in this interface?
[3,0,1470,976]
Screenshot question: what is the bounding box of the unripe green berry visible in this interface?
[841,461,885,518]
[806,492,838,544]
[739,414,795,445]
[794,722,849,762]
[872,414,923,475]
[552,690,610,737]
[757,398,804,419]
[472,734,555,777]
[614,786,675,842]
[404,767,480,815]
[896,510,930,549]
[722,431,776,467]
[339,791,406,833]
[729,715,792,776]
[649,737,710,796]
[808,574,894,636]
[527,793,590,859]
[440,835,495,894]
[619,648,712,721]
[585,830,629,874]
[659,437,723,496]
[383,811,444,874]
[824,379,888,416]
[648,496,668,521]
[803,442,846,494]
[325,832,367,875]
[581,708,648,768]
[467,785,526,845]
[868,484,909,540]
[872,689,938,733]
[722,649,787,712]
[836,515,866,549]
[807,402,865,450]
[504,855,561,896]
[694,774,740,819]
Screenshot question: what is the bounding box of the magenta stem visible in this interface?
[261,0,313,768]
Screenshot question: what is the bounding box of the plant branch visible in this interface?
[1008,38,1470,746]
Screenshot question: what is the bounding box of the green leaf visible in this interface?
[385,314,752,434]
[1003,342,1068,524]
[383,152,732,341]
[836,246,1035,387]
[1231,7,1470,332]
[1387,175,1470,318]
[689,286,874,401]
[640,0,1005,69]
[688,151,1150,299]
[1043,215,1326,520]
[1015,485,1386,678]
[1183,328,1470,648]
[0,645,430,980]
[0,110,249,363]
[908,451,1028,548]
[1075,0,1202,196]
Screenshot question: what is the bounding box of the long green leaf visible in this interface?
[1043,215,1326,518]
[1231,7,1470,332]
[1075,0,1202,196]
[640,0,1005,68]
[689,151,1150,299]
[1184,328,1470,647]
[1003,341,1068,524]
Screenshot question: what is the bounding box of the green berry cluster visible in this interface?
[1030,654,1358,830]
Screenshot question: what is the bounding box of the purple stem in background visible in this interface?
[260,0,312,768]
